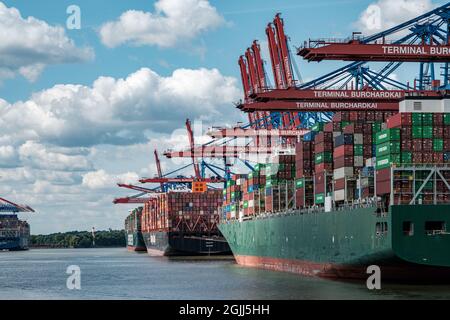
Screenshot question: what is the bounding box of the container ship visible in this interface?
[125,207,146,252]
[219,106,450,281]
[0,198,34,251]
[216,7,450,281]
[141,188,231,256]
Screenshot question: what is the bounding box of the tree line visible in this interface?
[30,229,126,248]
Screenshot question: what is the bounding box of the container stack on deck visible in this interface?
[222,111,450,219]
[142,191,223,234]
[125,207,142,234]
[375,112,450,204]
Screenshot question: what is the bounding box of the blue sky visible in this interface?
[0,0,443,234]
[0,0,371,102]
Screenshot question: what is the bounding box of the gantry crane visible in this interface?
[238,7,450,122]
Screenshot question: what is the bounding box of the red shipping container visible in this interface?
[444,139,450,151]
[324,122,334,132]
[444,127,450,139]
[386,113,412,128]
[412,140,423,152]
[376,168,391,182]
[422,152,434,163]
[349,111,358,122]
[315,162,333,173]
[401,127,412,138]
[376,180,391,196]
[334,145,354,158]
[334,178,345,190]
[315,132,333,144]
[433,127,444,138]
[315,142,333,153]
[412,152,423,163]
[434,152,443,163]
[357,112,367,122]
[401,140,412,151]
[334,156,354,168]
[434,113,444,126]
[423,139,433,152]
[366,111,375,121]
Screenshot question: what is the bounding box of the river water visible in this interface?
[1,248,450,300]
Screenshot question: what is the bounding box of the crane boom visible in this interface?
[186,119,201,179]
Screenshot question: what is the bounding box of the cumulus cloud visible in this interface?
[99,0,225,48]
[0,2,94,82]
[355,0,436,35]
[82,170,139,189]
[0,67,241,147]
[18,141,92,171]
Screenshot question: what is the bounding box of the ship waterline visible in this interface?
[219,205,450,281]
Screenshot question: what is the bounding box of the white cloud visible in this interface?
[0,2,94,82]
[0,67,241,148]
[99,0,225,48]
[355,0,436,35]
[18,141,92,171]
[82,170,139,189]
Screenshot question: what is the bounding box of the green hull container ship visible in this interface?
[219,204,450,281]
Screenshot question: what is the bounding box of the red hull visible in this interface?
[127,245,146,252]
[235,255,450,283]
[146,247,166,257]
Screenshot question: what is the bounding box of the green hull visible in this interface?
[126,231,146,252]
[219,205,450,281]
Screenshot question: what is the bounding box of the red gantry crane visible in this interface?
[237,7,450,119]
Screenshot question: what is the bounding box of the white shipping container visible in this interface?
[333,132,341,138]
[353,134,363,145]
[334,189,345,202]
[334,167,354,180]
[236,179,241,186]
[354,156,364,167]
[365,157,375,167]
[249,200,254,208]
[230,211,236,218]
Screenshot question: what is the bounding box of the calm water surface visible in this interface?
[1,248,450,300]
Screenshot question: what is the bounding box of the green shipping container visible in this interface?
[401,152,412,164]
[376,128,401,145]
[315,193,325,204]
[376,141,400,157]
[412,113,423,126]
[376,154,400,170]
[296,179,304,189]
[444,113,450,125]
[422,126,433,139]
[243,201,249,209]
[354,145,363,156]
[315,152,332,164]
[422,113,433,126]
[412,127,423,139]
[434,139,444,152]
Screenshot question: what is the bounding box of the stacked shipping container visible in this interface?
[141,190,223,233]
[376,113,450,204]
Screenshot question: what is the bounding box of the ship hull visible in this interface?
[219,205,450,282]
[142,231,231,256]
[126,231,146,252]
[0,236,29,251]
